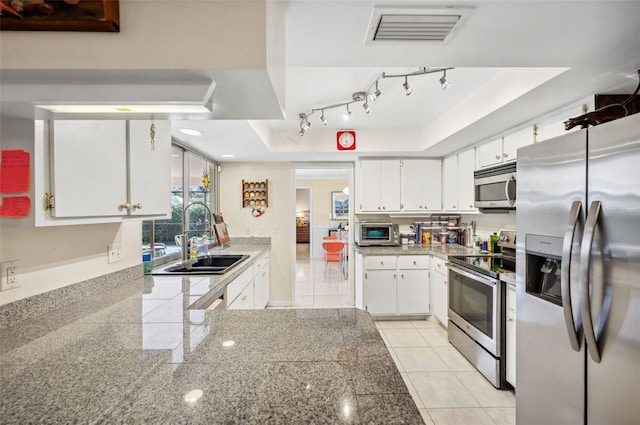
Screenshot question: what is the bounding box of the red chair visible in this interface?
[322,240,345,278]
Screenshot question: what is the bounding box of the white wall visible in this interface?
[0,220,141,305]
[218,162,293,305]
[296,179,348,226]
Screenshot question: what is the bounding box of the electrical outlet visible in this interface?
[1,260,19,291]
[258,225,265,235]
[245,225,251,235]
[108,244,122,264]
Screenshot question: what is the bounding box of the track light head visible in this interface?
[352,92,367,102]
[343,104,352,120]
[370,81,382,101]
[320,111,328,126]
[439,70,451,90]
[299,113,310,132]
[402,77,412,96]
[363,101,371,114]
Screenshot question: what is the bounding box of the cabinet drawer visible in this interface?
[226,267,253,306]
[398,255,429,269]
[253,252,269,276]
[431,256,447,274]
[364,255,397,270]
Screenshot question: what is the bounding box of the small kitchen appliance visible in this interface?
[355,222,399,246]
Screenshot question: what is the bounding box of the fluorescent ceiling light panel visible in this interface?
[37,104,211,114]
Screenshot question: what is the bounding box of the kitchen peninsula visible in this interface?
[0,276,422,424]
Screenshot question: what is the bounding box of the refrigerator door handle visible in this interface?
[561,200,583,351]
[579,200,602,363]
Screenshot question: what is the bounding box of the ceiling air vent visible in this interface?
[365,7,472,44]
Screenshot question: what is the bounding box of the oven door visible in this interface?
[448,264,500,356]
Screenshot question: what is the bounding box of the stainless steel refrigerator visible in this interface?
[516,113,640,425]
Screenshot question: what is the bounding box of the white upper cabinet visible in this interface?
[49,120,171,220]
[441,155,458,211]
[442,148,476,212]
[477,127,535,169]
[355,159,401,212]
[476,138,503,169]
[127,120,171,216]
[456,148,476,212]
[401,159,442,211]
[503,127,533,162]
[50,120,128,218]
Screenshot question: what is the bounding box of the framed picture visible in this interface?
[331,191,349,220]
[0,0,120,32]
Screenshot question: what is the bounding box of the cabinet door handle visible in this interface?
[507,317,514,322]
[380,261,384,266]
[444,280,448,285]
[452,205,456,209]
[503,153,509,158]
[132,203,142,210]
[400,274,405,279]
[413,261,417,265]
[378,206,381,210]
[241,294,247,301]
[119,202,130,211]
[393,273,397,279]
[382,206,386,210]
[495,155,501,160]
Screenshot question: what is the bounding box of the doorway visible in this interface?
[292,164,354,308]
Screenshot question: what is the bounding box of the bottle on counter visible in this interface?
[491,232,500,253]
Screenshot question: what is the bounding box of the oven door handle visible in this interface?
[447,264,497,287]
[561,200,583,351]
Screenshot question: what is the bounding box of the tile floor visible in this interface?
[294,243,351,308]
[292,243,516,425]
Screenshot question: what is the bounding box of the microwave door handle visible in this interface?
[505,173,516,206]
[579,200,602,363]
[561,201,583,351]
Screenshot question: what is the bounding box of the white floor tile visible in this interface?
[454,371,516,407]
[418,327,451,347]
[401,372,424,409]
[407,371,479,409]
[381,328,430,347]
[427,407,496,425]
[411,319,442,329]
[484,407,516,425]
[432,346,476,371]
[393,347,449,372]
[419,409,435,425]
[375,320,416,329]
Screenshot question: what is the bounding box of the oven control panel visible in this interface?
[497,229,516,250]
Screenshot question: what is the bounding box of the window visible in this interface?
[142,145,218,260]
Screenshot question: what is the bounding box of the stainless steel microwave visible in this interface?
[355,222,400,246]
[474,162,516,210]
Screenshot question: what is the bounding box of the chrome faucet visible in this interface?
[181,201,215,260]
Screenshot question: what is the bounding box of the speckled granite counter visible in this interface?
[355,243,477,259]
[0,270,422,424]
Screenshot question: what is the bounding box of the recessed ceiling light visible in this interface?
[221,154,235,158]
[179,128,202,136]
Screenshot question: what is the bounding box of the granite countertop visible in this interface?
[0,261,422,424]
[355,243,477,259]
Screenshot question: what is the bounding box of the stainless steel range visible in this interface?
[446,229,516,389]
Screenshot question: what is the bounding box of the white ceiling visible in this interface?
[2,1,639,165]
[171,0,640,162]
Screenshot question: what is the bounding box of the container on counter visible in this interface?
[474,235,482,252]
[143,253,154,274]
[491,232,500,253]
[447,229,459,244]
[422,229,431,245]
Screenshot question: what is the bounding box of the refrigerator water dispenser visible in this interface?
[525,234,564,306]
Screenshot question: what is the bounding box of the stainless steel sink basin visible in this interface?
[156,254,249,275]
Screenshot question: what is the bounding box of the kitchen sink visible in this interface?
[156,254,249,275]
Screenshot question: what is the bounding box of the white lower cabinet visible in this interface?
[226,252,270,310]
[363,255,429,316]
[506,283,516,387]
[429,256,448,327]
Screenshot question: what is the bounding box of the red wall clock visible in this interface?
[337,130,356,150]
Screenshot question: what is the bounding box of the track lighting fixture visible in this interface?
[370,81,381,101]
[439,70,451,90]
[343,104,352,120]
[296,67,453,135]
[402,76,412,96]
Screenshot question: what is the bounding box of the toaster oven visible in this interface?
[355,222,400,246]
